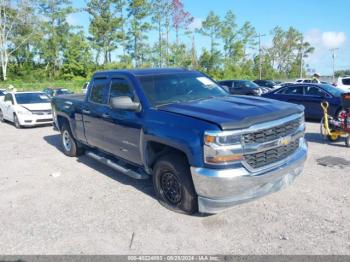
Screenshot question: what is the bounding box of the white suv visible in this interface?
[336,77,350,91]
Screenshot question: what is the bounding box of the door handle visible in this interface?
[102,113,110,119]
[82,110,90,114]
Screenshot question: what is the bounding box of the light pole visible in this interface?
[300,39,304,79]
[330,48,339,82]
[253,33,266,80]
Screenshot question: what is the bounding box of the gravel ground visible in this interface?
[0,120,349,255]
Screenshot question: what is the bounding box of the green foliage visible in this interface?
[61,31,93,79]
[1,3,316,86]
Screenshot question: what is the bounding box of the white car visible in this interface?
[336,77,350,91]
[0,91,53,128]
[0,89,6,102]
[295,78,321,84]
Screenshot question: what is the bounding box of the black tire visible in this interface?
[61,123,84,157]
[0,109,4,122]
[13,114,21,129]
[346,136,350,148]
[153,153,198,215]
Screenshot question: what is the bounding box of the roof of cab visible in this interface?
[93,67,192,77]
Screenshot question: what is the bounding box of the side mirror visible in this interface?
[110,96,141,112]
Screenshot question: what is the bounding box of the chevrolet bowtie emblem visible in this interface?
[279,136,292,146]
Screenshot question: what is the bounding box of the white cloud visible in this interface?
[303,29,348,75]
[188,17,202,31]
[322,32,346,48]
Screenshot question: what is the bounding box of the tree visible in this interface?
[38,0,74,78]
[172,0,193,46]
[0,0,37,80]
[220,10,238,60]
[127,0,151,67]
[198,11,221,56]
[150,0,172,67]
[61,31,93,79]
[86,0,124,65]
[268,26,314,78]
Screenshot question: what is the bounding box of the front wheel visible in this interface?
[61,123,84,157]
[346,136,350,147]
[13,114,21,129]
[0,109,4,122]
[153,153,198,215]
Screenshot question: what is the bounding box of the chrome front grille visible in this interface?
[243,117,302,145]
[244,140,300,169]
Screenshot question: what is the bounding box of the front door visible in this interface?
[102,77,143,165]
[3,94,14,120]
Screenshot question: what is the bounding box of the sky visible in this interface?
[68,0,350,76]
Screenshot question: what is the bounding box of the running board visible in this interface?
[85,151,149,180]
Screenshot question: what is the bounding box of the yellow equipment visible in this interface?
[320,101,350,147]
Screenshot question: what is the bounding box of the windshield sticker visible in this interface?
[197,77,215,87]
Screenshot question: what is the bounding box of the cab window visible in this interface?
[89,78,109,104]
[109,78,137,103]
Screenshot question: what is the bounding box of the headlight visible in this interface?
[204,131,243,165]
[17,108,32,115]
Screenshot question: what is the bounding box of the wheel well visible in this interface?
[56,115,69,131]
[146,141,188,169]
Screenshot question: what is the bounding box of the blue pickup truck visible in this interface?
[52,68,307,214]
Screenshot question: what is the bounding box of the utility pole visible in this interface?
[330,48,339,82]
[300,38,304,79]
[255,33,266,80]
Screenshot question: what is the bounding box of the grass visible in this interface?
[0,79,88,93]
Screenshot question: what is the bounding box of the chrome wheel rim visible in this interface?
[0,110,3,121]
[62,130,72,152]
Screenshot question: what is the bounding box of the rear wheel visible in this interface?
[0,109,4,122]
[13,114,21,129]
[61,123,84,157]
[346,136,350,147]
[153,153,198,215]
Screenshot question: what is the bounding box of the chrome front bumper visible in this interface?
[191,138,308,214]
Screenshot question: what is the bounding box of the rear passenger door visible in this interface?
[102,77,143,165]
[83,77,111,148]
[303,85,328,118]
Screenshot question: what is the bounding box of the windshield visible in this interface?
[138,72,228,106]
[15,93,50,104]
[320,84,344,97]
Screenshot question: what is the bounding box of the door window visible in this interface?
[4,94,13,104]
[109,78,136,103]
[304,86,325,97]
[283,86,304,95]
[89,78,109,104]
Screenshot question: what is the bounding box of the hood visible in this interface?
[158,96,304,130]
[20,103,52,111]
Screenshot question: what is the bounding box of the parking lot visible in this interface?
[0,120,349,255]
